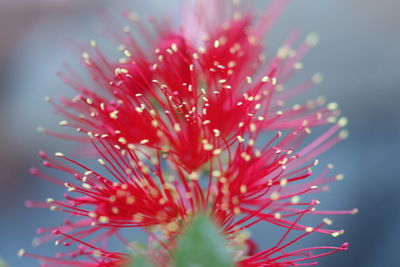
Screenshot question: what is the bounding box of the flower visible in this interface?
[44,0,337,171]
[21,0,355,266]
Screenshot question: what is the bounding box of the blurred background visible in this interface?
[0,0,399,266]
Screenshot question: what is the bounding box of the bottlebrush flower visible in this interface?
[43,0,337,172]
[21,0,355,266]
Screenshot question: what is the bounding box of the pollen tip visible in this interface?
[331,230,344,237]
[36,126,45,133]
[24,200,33,207]
[323,218,333,225]
[90,40,97,47]
[17,249,25,257]
[32,238,40,247]
[306,32,320,46]
[312,73,323,84]
[335,173,344,181]
[58,120,68,126]
[261,76,270,83]
[352,208,359,215]
[339,129,349,140]
[341,242,350,250]
[98,216,110,223]
[29,167,39,175]
[337,117,348,127]
[327,102,338,111]
[305,227,314,233]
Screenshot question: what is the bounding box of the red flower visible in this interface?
[43,0,337,172]
[25,123,354,266]
[22,0,355,266]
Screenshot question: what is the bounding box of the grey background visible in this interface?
[0,0,399,266]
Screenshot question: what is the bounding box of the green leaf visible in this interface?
[174,215,235,267]
[0,257,9,267]
[129,254,153,267]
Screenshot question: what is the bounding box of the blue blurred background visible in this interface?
[0,0,399,266]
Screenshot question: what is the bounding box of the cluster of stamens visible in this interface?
[20,1,356,266]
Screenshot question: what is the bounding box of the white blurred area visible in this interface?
[0,0,399,266]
